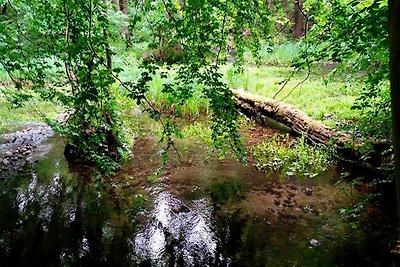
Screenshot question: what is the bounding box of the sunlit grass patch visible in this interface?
[222,64,362,128]
[0,98,61,133]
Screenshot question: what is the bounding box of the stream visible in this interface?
[0,126,399,266]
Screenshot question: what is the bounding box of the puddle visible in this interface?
[0,133,399,266]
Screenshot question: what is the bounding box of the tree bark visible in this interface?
[267,0,274,10]
[121,0,131,47]
[293,0,304,38]
[112,0,120,11]
[0,4,6,15]
[389,0,400,224]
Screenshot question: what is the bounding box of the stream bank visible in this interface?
[0,123,53,179]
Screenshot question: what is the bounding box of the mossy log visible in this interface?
[232,89,390,172]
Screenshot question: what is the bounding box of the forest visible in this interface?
[0,0,399,266]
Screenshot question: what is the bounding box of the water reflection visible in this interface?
[0,138,136,266]
[0,136,399,266]
[132,192,225,266]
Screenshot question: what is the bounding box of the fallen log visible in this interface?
[232,89,391,173]
[233,89,353,146]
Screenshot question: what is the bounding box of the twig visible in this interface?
[274,13,296,38]
[7,0,35,43]
[215,0,229,67]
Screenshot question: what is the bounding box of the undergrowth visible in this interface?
[251,134,333,177]
[223,64,362,129]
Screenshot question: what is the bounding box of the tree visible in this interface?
[0,0,127,173]
[112,0,119,11]
[0,0,272,173]
[120,0,131,46]
[293,0,304,38]
[295,0,390,137]
[111,0,130,46]
[389,0,400,222]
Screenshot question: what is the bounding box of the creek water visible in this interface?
[0,132,399,266]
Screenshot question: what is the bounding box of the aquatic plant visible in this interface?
[251,134,332,177]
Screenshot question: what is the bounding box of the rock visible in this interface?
[301,205,314,214]
[309,239,321,247]
[274,199,280,206]
[287,184,297,190]
[4,151,12,157]
[303,187,313,196]
[171,205,190,214]
[2,159,9,165]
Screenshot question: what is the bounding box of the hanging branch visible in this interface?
[215,0,229,67]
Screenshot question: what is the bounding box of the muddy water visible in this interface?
[0,134,399,266]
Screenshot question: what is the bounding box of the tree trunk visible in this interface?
[112,0,120,11]
[293,0,304,38]
[267,0,274,10]
[389,0,400,224]
[0,4,6,15]
[121,0,131,47]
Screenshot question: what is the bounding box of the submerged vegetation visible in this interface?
[252,134,332,177]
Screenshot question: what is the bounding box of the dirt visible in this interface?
[241,125,294,147]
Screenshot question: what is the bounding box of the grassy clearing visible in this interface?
[222,64,363,128]
[0,42,363,135]
[245,42,302,66]
[102,42,364,130]
[0,98,61,133]
[116,42,362,129]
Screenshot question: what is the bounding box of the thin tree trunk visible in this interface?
[0,4,6,15]
[121,0,131,47]
[267,0,274,10]
[104,29,113,72]
[389,0,400,224]
[112,0,120,11]
[293,0,304,38]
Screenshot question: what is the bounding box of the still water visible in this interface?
[0,135,399,266]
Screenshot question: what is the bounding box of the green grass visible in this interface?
[113,47,210,118]
[245,42,302,66]
[0,42,363,134]
[112,42,363,130]
[222,64,363,128]
[0,98,61,133]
